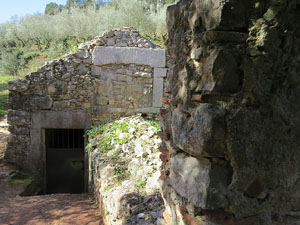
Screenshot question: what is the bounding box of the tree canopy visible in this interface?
[0,0,179,76]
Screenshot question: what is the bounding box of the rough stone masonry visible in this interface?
[159,0,300,225]
[5,28,167,181]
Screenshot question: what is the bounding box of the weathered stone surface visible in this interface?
[8,78,30,92]
[168,153,211,207]
[78,42,91,50]
[31,111,91,129]
[8,92,29,110]
[168,153,231,209]
[160,1,300,225]
[92,46,166,67]
[138,107,160,114]
[75,50,89,59]
[153,77,164,108]
[171,104,226,157]
[154,68,167,78]
[7,110,30,126]
[29,95,53,109]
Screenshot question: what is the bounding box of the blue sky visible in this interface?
[0,0,67,24]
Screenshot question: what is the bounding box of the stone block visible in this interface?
[116,42,127,47]
[92,65,102,76]
[29,95,53,109]
[76,64,89,74]
[168,153,231,209]
[154,68,167,78]
[171,104,226,157]
[8,78,30,92]
[53,100,71,108]
[7,110,30,126]
[75,50,89,59]
[9,92,30,110]
[106,38,115,46]
[9,126,30,136]
[138,107,160,114]
[127,83,143,97]
[152,77,164,107]
[78,42,90,50]
[31,111,91,129]
[82,58,92,64]
[92,46,166,67]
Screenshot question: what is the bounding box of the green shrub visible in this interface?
[0,49,25,76]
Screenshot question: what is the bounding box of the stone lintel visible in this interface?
[31,110,91,129]
[92,46,166,68]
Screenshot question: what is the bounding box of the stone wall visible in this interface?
[159,1,300,225]
[5,28,167,177]
[88,115,165,225]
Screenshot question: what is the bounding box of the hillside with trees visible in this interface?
[0,0,177,116]
[0,0,177,76]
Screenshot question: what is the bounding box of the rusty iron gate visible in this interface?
[45,129,85,194]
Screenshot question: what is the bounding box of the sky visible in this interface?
[0,0,67,24]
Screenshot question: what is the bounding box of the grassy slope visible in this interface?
[0,74,15,116]
[0,49,64,117]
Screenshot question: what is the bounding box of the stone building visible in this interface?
[5,28,167,193]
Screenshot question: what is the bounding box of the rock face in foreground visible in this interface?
[160,0,300,224]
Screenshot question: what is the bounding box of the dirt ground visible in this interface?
[0,116,103,225]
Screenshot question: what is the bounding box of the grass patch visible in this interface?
[0,50,56,117]
[148,119,161,131]
[9,178,32,185]
[0,74,16,116]
[103,185,113,193]
[9,173,33,186]
[86,121,130,154]
[134,178,147,189]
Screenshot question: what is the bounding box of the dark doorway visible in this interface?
[45,129,85,194]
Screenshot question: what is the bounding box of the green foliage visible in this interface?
[0,49,25,76]
[113,165,129,183]
[103,185,113,192]
[0,0,181,77]
[45,2,63,15]
[86,121,130,154]
[86,126,104,136]
[9,172,33,185]
[0,74,18,116]
[148,119,161,131]
[113,165,127,175]
[107,149,121,159]
[135,178,146,189]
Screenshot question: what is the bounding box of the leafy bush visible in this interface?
[0,50,25,76]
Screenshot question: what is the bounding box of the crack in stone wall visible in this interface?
[159,0,300,224]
